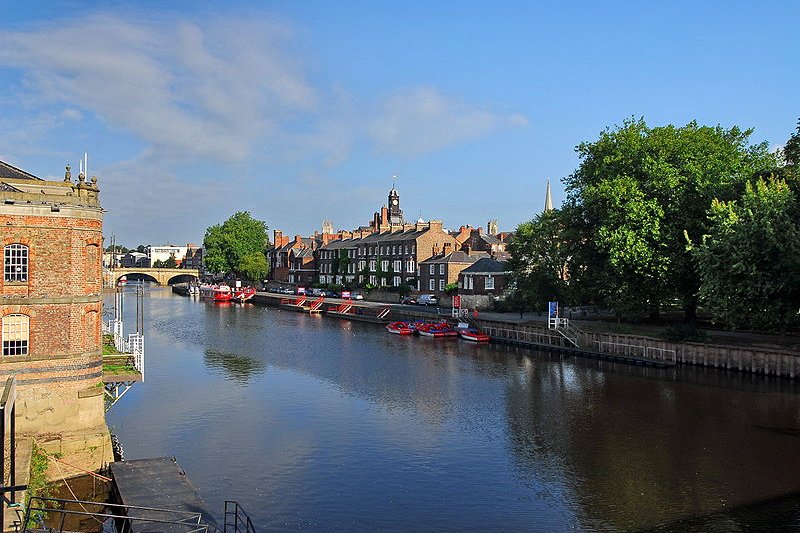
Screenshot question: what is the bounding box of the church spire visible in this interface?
[544,179,553,212]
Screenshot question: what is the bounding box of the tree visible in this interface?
[203,212,270,281]
[164,255,178,268]
[691,177,800,333]
[564,118,776,321]
[507,209,572,312]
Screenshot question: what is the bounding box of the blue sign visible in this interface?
[548,301,558,318]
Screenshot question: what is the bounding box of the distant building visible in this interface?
[0,160,112,469]
[147,244,187,267]
[418,251,487,295]
[458,257,511,310]
[183,244,203,270]
[120,251,150,268]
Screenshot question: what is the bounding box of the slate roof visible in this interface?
[0,160,43,181]
[460,257,509,274]
[420,251,488,265]
[0,182,22,192]
[320,237,362,250]
[292,248,315,258]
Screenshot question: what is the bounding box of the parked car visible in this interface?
[417,294,438,306]
[400,296,417,305]
[350,291,365,300]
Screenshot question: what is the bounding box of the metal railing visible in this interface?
[594,341,677,363]
[103,319,145,378]
[22,497,258,533]
[548,317,582,348]
[22,496,208,533]
[223,501,256,533]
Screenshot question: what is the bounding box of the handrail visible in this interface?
[22,496,208,533]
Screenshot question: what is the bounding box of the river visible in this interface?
[105,287,800,532]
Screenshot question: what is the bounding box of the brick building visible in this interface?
[418,251,487,295]
[0,160,112,468]
[458,257,511,310]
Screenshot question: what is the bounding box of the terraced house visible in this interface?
[318,220,458,289]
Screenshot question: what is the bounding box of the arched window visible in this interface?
[2,314,29,356]
[4,244,29,282]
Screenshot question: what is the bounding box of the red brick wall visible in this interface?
[1,205,105,433]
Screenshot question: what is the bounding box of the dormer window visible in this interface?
[4,244,28,282]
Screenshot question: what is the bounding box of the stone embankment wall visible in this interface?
[476,319,799,379]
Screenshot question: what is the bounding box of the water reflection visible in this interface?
[504,353,800,531]
[203,349,266,383]
[105,290,800,532]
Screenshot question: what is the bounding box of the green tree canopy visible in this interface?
[564,118,777,320]
[690,177,800,333]
[203,211,270,281]
[507,209,572,311]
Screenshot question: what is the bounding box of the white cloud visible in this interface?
[368,87,528,157]
[0,13,316,162]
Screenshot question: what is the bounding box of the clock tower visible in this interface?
[388,187,403,226]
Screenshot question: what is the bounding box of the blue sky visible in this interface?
[1,1,798,246]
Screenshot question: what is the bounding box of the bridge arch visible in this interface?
[105,267,201,286]
[118,273,158,284]
[167,273,199,285]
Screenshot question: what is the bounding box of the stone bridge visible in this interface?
[105,267,200,286]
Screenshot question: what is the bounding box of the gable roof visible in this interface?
[0,160,43,181]
[460,257,509,274]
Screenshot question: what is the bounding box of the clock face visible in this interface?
[392,199,398,205]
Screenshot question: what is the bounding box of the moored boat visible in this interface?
[416,322,458,338]
[200,283,233,301]
[457,327,490,343]
[212,285,233,302]
[386,321,416,335]
[233,287,256,302]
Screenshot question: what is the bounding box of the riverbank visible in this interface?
[242,290,800,380]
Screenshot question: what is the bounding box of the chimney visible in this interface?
[415,220,427,232]
[294,235,303,246]
[381,206,389,225]
[428,219,443,232]
[273,230,283,248]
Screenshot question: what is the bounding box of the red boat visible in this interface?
[457,327,490,343]
[386,321,415,335]
[416,322,458,338]
[212,285,233,302]
[200,284,233,302]
[233,287,256,302]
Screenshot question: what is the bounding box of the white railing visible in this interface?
[128,333,145,380]
[548,317,582,347]
[594,341,677,363]
[646,346,677,364]
[104,318,145,380]
[595,341,646,357]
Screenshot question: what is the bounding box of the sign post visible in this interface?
[548,301,559,329]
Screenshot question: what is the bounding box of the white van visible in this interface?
[417,294,438,306]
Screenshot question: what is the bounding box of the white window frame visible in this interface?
[439,279,445,292]
[485,275,494,290]
[429,279,435,291]
[2,314,29,356]
[429,264,434,274]
[439,264,445,275]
